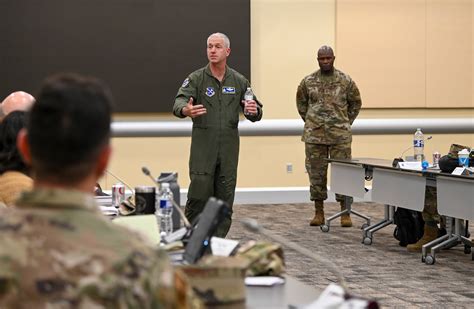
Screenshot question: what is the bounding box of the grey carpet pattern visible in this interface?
[228,202,474,308]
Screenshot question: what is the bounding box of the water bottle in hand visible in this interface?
[244,87,254,116]
[413,128,424,162]
[156,182,173,241]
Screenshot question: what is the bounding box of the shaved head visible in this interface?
[1,91,35,116]
[317,45,335,73]
[317,45,334,57]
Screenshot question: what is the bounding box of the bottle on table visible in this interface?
[413,128,424,162]
[244,87,254,116]
[156,182,173,241]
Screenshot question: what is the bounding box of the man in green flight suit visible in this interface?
[173,33,263,237]
[296,45,362,227]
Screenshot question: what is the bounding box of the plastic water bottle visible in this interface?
[244,87,254,115]
[157,182,173,240]
[413,128,424,162]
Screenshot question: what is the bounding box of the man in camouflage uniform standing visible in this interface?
[0,74,200,308]
[174,33,263,237]
[296,46,362,227]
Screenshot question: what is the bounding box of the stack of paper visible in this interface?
[95,196,112,206]
[244,276,285,286]
[99,205,119,216]
[95,196,118,217]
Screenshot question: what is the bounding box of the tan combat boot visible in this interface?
[407,225,439,252]
[310,201,324,226]
[340,202,352,227]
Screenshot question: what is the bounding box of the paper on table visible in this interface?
[397,161,424,171]
[210,237,239,256]
[95,196,112,206]
[303,283,373,309]
[99,205,119,216]
[245,276,285,286]
[451,167,473,176]
[113,214,160,245]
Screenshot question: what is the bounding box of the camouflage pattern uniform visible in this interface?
[235,241,285,277]
[296,69,362,205]
[423,143,471,226]
[0,188,201,308]
[173,64,263,237]
[179,256,248,306]
[423,186,439,227]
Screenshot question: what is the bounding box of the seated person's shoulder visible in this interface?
[0,211,189,307]
[0,171,33,206]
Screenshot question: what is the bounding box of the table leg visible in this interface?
[361,204,395,245]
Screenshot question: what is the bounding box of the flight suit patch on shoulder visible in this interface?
[181,78,190,88]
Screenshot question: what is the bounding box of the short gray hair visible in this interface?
[207,32,230,48]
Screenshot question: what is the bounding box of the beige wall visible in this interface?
[337,0,426,108]
[337,0,473,108]
[251,0,335,119]
[102,0,473,190]
[426,0,473,108]
[104,115,473,190]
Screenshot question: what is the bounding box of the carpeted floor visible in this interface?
[227,202,474,308]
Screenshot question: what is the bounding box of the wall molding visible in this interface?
[112,118,474,137]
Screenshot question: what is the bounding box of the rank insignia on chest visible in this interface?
[222,86,236,94]
[181,78,190,88]
[206,87,215,97]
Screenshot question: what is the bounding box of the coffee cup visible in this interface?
[458,149,470,167]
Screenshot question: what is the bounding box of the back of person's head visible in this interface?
[26,73,113,184]
[1,91,35,117]
[0,111,28,175]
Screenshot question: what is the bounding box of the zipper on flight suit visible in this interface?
[216,80,222,146]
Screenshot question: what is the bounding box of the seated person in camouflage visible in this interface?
[0,73,200,308]
[407,143,471,252]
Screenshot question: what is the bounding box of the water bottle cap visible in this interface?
[161,182,170,189]
[421,161,429,170]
